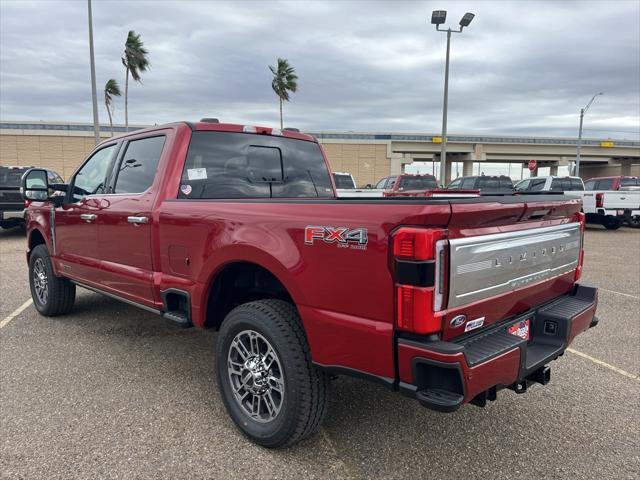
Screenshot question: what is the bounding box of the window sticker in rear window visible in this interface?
[187,168,207,181]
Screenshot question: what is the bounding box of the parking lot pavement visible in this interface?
[1,226,639,479]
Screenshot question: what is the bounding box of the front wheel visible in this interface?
[29,244,76,316]
[216,299,329,448]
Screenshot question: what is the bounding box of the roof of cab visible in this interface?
[96,120,317,147]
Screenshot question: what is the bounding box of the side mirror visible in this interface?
[21,168,50,201]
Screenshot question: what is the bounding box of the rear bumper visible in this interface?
[398,283,598,412]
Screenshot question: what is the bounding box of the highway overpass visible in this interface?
[1,121,638,184]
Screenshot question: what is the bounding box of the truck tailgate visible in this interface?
[441,196,583,341]
[447,223,581,309]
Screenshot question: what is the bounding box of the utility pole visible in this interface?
[88,0,100,144]
[575,92,603,177]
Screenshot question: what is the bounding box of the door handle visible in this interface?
[127,216,149,224]
[80,213,97,222]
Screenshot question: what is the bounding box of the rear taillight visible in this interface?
[595,193,604,208]
[575,212,585,281]
[392,227,447,334]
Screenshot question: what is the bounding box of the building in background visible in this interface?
[1,121,638,184]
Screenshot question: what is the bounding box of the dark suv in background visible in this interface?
[447,175,514,193]
[0,166,63,230]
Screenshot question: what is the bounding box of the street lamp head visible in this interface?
[459,12,475,27]
[431,10,447,25]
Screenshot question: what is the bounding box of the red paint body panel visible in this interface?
[24,121,598,404]
[398,343,521,402]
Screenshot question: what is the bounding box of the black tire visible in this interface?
[626,217,640,228]
[29,244,76,316]
[216,299,329,448]
[603,216,621,230]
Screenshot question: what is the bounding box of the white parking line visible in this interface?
[598,288,640,300]
[567,348,639,382]
[0,299,33,329]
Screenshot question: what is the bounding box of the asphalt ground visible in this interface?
[1,224,639,479]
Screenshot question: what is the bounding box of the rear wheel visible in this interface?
[626,217,640,228]
[29,244,75,316]
[216,299,329,448]
[603,216,621,230]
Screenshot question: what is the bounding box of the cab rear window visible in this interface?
[399,176,437,190]
[178,132,333,199]
[0,167,28,186]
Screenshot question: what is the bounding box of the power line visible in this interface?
[582,128,640,134]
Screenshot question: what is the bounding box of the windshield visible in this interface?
[399,176,437,190]
[333,173,355,189]
[0,167,28,187]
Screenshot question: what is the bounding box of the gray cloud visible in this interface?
[1,0,638,139]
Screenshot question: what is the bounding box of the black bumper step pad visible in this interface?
[458,329,525,367]
[537,295,594,320]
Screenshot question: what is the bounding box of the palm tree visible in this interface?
[104,79,121,137]
[269,58,298,129]
[122,30,150,131]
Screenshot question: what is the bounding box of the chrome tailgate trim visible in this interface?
[447,223,580,308]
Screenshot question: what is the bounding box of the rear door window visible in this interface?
[179,131,333,199]
[550,179,566,191]
[461,178,476,189]
[477,177,499,190]
[529,178,546,191]
[620,178,639,187]
[569,178,584,191]
[584,180,596,190]
[113,136,166,194]
[499,177,513,188]
[595,179,614,190]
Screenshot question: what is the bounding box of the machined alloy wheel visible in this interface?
[227,330,285,423]
[28,244,75,316]
[32,257,49,305]
[216,299,330,448]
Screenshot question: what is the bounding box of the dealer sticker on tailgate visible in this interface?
[507,319,531,341]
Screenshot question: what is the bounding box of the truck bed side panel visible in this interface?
[157,200,450,379]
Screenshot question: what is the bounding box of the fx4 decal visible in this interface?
[304,226,368,250]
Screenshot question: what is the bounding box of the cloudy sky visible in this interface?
[1,0,639,139]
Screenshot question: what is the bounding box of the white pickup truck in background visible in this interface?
[574,189,640,229]
[333,172,384,198]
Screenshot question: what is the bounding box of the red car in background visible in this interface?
[584,176,640,191]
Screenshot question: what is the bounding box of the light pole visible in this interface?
[575,92,603,177]
[431,10,475,186]
[88,0,100,144]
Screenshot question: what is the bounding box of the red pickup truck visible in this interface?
[22,120,598,448]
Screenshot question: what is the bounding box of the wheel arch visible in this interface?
[27,227,49,259]
[201,257,303,331]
